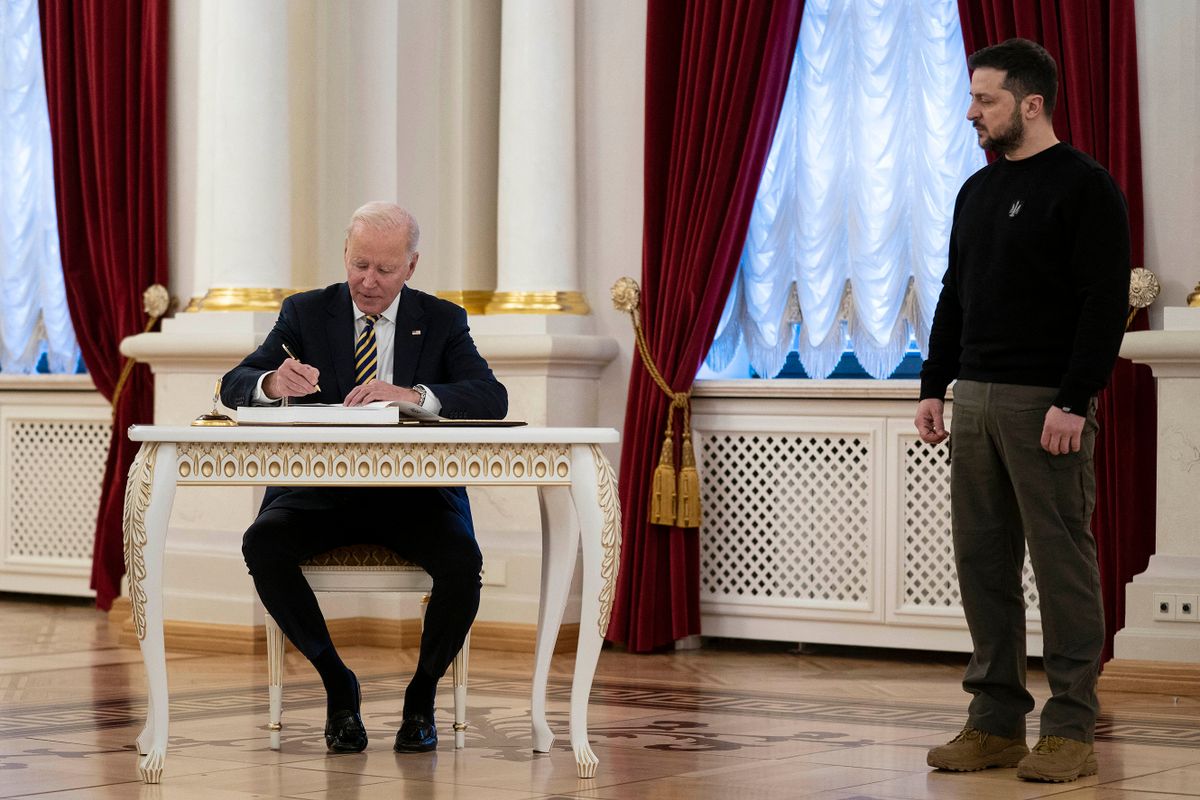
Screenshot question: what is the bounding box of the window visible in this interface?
[0,0,79,374]
[703,0,984,380]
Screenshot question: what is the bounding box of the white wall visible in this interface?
[1135,0,1200,324]
[576,0,646,438]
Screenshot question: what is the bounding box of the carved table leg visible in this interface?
[565,445,621,779]
[533,484,581,754]
[123,442,178,783]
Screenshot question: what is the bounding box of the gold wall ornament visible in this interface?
[591,445,622,636]
[1129,268,1162,328]
[484,290,591,315]
[610,276,700,529]
[122,442,159,641]
[184,286,302,313]
[436,290,494,316]
[143,284,171,317]
[1188,284,1200,308]
[112,284,177,418]
[610,277,640,313]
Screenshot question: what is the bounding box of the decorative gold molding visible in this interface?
[485,291,591,315]
[591,445,622,636]
[184,286,302,313]
[1188,282,1200,308]
[437,290,494,316]
[121,442,158,641]
[175,442,572,486]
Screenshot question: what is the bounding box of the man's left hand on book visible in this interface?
[343,380,421,407]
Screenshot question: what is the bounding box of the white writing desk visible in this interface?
[122,425,621,782]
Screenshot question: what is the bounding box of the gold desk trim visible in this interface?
[485,291,591,315]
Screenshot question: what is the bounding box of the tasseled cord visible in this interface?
[612,277,701,529]
[649,415,677,526]
[676,405,701,528]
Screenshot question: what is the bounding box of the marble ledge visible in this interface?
[473,333,619,378]
[1121,329,1200,376]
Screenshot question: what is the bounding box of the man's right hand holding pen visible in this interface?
[262,344,321,400]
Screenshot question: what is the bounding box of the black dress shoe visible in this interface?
[325,674,367,753]
[325,709,368,753]
[393,712,437,753]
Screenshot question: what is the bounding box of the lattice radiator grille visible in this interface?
[5,420,110,563]
[699,433,873,608]
[900,434,1039,612]
[697,425,1041,626]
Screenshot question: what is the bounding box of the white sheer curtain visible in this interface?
[0,0,78,373]
[707,0,983,380]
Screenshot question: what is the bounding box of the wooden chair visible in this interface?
[264,544,470,749]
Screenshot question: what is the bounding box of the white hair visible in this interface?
[344,202,420,253]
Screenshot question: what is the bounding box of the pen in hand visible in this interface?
[280,342,321,393]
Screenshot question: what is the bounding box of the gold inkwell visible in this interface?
[192,378,236,426]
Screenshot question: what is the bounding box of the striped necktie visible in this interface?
[354,314,380,385]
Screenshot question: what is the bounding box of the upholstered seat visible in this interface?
[264,544,470,749]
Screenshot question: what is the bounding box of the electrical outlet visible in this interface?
[482,559,507,587]
[1177,594,1199,622]
[1153,593,1176,621]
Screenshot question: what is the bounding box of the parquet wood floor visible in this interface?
[1,594,1197,799]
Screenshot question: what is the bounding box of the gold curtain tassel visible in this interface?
[649,432,677,526]
[675,430,701,528]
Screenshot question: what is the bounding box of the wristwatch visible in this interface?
[413,384,428,407]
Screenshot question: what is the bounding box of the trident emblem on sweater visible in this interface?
[1008,200,1023,218]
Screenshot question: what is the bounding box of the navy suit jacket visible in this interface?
[221,282,508,517]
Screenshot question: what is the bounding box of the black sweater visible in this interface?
[919,143,1130,413]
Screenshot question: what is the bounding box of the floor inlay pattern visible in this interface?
[4,674,1200,750]
[2,595,1199,799]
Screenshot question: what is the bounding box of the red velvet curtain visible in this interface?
[956,0,1155,662]
[39,0,169,610]
[607,1,805,653]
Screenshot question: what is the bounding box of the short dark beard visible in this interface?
[980,105,1024,155]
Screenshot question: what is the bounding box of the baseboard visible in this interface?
[470,621,580,654]
[108,599,579,656]
[1099,659,1200,695]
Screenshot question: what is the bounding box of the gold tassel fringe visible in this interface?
[675,430,700,528]
[649,431,677,526]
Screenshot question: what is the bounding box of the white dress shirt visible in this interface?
[253,289,441,413]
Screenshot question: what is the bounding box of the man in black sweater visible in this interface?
[916,39,1129,783]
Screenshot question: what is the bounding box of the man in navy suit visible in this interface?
[221,202,507,754]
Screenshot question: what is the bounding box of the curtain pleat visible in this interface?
[39,0,169,610]
[709,0,984,380]
[607,0,805,653]
[0,0,78,373]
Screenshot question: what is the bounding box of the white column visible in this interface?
[117,0,310,640]
[1113,324,1200,662]
[191,0,291,298]
[491,0,586,312]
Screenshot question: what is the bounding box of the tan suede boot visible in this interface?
[1017,735,1098,782]
[927,726,1029,771]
